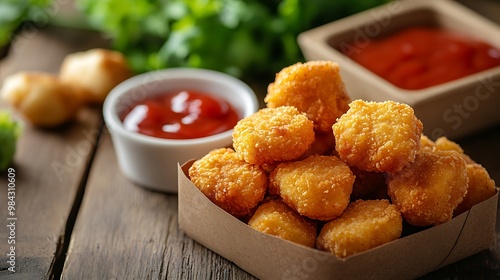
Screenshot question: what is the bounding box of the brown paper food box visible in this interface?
[178,160,498,280]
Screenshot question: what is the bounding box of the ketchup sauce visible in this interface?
[344,27,500,90]
[121,90,240,139]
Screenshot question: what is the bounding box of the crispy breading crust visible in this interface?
[387,150,468,226]
[454,163,497,215]
[189,148,268,218]
[248,199,317,248]
[333,100,423,173]
[232,106,315,165]
[270,155,354,221]
[420,135,474,163]
[317,199,402,258]
[265,61,350,133]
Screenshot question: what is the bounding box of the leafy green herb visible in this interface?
[0,111,22,171]
[0,0,52,48]
[77,0,386,77]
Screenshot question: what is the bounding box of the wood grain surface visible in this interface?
[61,133,255,280]
[0,26,107,279]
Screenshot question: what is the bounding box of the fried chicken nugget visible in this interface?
[59,48,133,104]
[333,100,423,173]
[189,148,267,218]
[232,106,315,165]
[434,136,464,154]
[248,199,317,248]
[387,150,468,226]
[454,163,497,215]
[270,155,354,221]
[1,72,85,127]
[419,134,435,151]
[317,199,402,258]
[420,135,474,163]
[265,61,350,133]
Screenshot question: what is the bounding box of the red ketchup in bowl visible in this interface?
[121,90,239,139]
[344,27,500,90]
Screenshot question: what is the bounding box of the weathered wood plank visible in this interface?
[61,132,256,279]
[0,107,101,280]
[0,26,107,279]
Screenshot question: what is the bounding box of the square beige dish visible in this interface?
[298,0,500,139]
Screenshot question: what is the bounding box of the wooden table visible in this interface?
[0,25,499,280]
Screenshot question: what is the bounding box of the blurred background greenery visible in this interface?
[0,0,52,56]
[2,0,499,79]
[1,0,389,77]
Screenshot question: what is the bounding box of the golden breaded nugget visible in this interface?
[435,136,464,154]
[232,106,315,165]
[248,199,317,248]
[189,148,267,218]
[0,72,84,127]
[60,48,132,104]
[387,150,468,226]
[265,61,350,133]
[423,136,474,164]
[419,134,435,151]
[270,155,354,221]
[317,199,402,258]
[454,163,497,215]
[333,100,423,173]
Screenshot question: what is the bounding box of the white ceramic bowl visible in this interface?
[298,0,500,140]
[103,68,259,193]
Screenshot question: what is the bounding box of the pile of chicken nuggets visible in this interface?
[188,61,497,258]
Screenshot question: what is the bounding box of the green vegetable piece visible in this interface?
[0,110,22,171]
